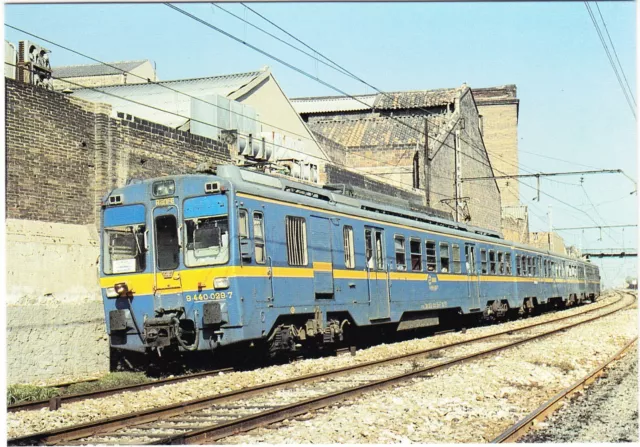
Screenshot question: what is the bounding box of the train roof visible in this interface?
[107,165,595,268]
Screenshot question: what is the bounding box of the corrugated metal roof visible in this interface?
[291,95,377,114]
[70,69,269,128]
[53,60,148,78]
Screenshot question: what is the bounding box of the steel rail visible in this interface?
[151,294,636,445]
[6,293,629,446]
[8,295,617,415]
[491,335,638,443]
[7,367,234,413]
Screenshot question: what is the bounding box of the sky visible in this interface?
[4,2,637,288]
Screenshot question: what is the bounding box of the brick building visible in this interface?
[51,59,158,91]
[292,86,503,234]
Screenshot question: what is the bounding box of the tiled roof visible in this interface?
[308,114,449,148]
[472,85,518,104]
[53,60,149,78]
[291,87,462,115]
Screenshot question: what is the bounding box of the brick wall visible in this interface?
[476,101,519,206]
[324,164,424,203]
[5,78,232,226]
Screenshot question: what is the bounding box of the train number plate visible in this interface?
[156,198,174,206]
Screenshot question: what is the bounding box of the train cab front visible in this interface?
[100,174,240,357]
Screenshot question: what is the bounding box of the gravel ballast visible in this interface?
[5,292,631,439]
[518,345,638,443]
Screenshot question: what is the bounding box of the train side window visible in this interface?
[497,252,504,275]
[394,235,406,271]
[452,244,461,273]
[465,245,477,274]
[426,240,437,271]
[489,250,496,274]
[285,216,308,266]
[516,255,521,276]
[410,238,422,272]
[253,212,266,264]
[522,256,527,277]
[343,226,355,269]
[480,249,487,274]
[527,257,533,276]
[238,209,249,238]
[505,253,512,275]
[374,230,385,270]
[439,242,450,273]
[365,229,374,269]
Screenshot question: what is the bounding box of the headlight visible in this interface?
[214,277,230,289]
[114,282,129,295]
[106,287,119,298]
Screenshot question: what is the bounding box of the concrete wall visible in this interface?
[530,231,567,255]
[237,75,328,164]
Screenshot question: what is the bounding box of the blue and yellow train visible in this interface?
[100,165,600,357]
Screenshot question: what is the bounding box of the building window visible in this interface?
[426,240,436,271]
[253,212,265,264]
[480,249,487,274]
[413,152,420,189]
[343,226,355,269]
[285,216,307,266]
[489,250,496,274]
[505,253,512,275]
[410,238,422,272]
[395,235,406,271]
[440,242,450,273]
[452,244,461,273]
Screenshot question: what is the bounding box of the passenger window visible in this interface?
[426,240,437,271]
[505,253,512,275]
[439,243,450,273]
[185,216,230,267]
[516,255,521,276]
[480,249,487,274]
[253,212,265,264]
[375,230,384,270]
[452,244,461,273]
[365,229,374,269]
[465,245,476,274]
[343,226,355,269]
[410,238,422,272]
[489,250,496,274]
[156,215,180,270]
[238,209,249,238]
[395,236,406,271]
[285,216,307,266]
[527,257,533,276]
[497,252,504,275]
[522,256,527,277]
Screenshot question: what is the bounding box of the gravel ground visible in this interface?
[221,294,637,444]
[5,292,628,438]
[518,345,638,443]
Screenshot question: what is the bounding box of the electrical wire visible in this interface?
[584,1,636,118]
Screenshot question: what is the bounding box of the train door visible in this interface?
[365,226,391,320]
[309,216,334,298]
[152,206,184,310]
[465,244,480,310]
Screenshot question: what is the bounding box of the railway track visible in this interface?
[7,295,616,414]
[8,292,634,446]
[8,368,234,413]
[492,334,638,443]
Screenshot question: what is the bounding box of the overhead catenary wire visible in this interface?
[164,3,626,236]
[594,2,636,105]
[584,1,636,118]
